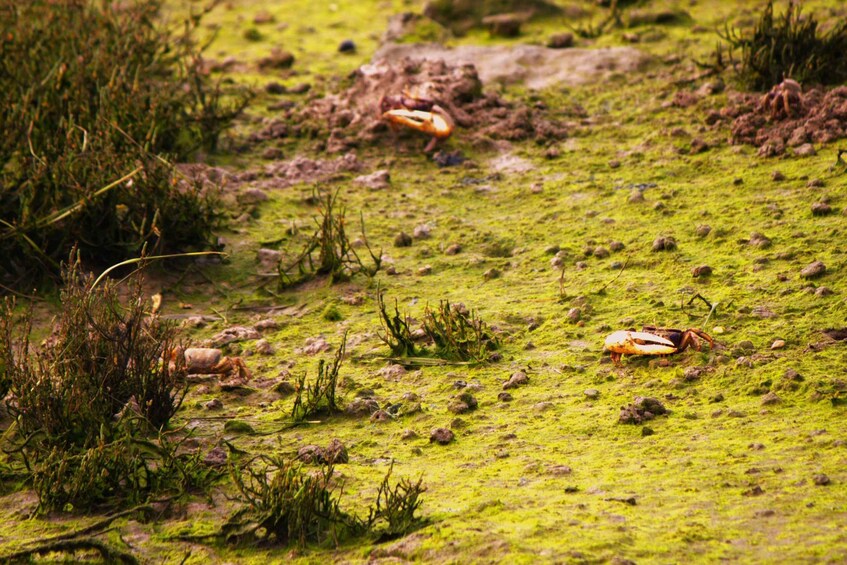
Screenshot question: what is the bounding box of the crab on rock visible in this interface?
[380,91,454,152]
[604,326,714,365]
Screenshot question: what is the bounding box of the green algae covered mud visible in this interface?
[1,0,847,563]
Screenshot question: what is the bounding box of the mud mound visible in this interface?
[258,57,571,153]
[725,85,847,157]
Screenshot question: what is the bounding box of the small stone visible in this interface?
[401,429,418,441]
[800,260,826,279]
[238,188,269,205]
[324,439,348,464]
[413,224,432,239]
[748,232,772,248]
[353,170,390,190]
[253,10,275,24]
[547,32,574,48]
[445,243,462,255]
[498,392,513,402]
[641,427,655,437]
[815,286,834,297]
[692,265,712,278]
[813,474,831,486]
[417,265,432,276]
[593,247,610,259]
[652,236,677,252]
[503,371,529,389]
[338,39,356,53]
[204,398,223,411]
[483,268,501,280]
[257,48,294,70]
[273,381,296,395]
[481,13,524,37]
[811,202,832,216]
[394,232,413,247]
[771,171,785,182]
[370,410,392,423]
[548,465,572,475]
[430,428,455,445]
[533,401,554,412]
[255,338,274,355]
[761,392,781,405]
[628,189,644,203]
[690,138,709,154]
[807,178,825,188]
[793,143,816,157]
[567,307,581,323]
[609,159,621,169]
[771,339,785,350]
[203,446,228,467]
[609,241,625,252]
[584,389,600,399]
[695,224,712,237]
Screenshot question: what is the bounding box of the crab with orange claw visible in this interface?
[758,78,803,120]
[604,326,714,366]
[380,90,455,152]
[180,347,252,383]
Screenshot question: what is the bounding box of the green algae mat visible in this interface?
[2,0,847,562]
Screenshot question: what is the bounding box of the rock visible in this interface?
[324,439,349,463]
[417,265,432,276]
[261,146,283,160]
[651,235,677,252]
[255,339,274,355]
[254,318,280,331]
[690,138,710,154]
[548,464,572,475]
[692,265,712,278]
[297,336,330,355]
[628,189,644,203]
[800,261,826,279]
[593,246,610,259]
[210,326,260,347]
[748,232,772,248]
[257,48,294,70]
[584,389,600,399]
[483,268,501,280]
[430,428,455,445]
[811,202,832,216]
[609,241,625,252]
[445,243,462,255]
[793,143,816,157]
[353,170,390,190]
[203,446,228,467]
[273,380,296,395]
[771,171,785,182]
[771,339,785,350]
[761,392,781,405]
[413,224,432,239]
[807,178,825,188]
[224,419,255,434]
[238,188,269,205]
[498,392,513,402]
[204,398,223,411]
[618,397,668,424]
[370,410,392,423]
[547,32,574,48]
[815,286,833,297]
[401,429,418,440]
[448,392,478,414]
[503,371,529,389]
[433,150,466,167]
[481,13,525,37]
[567,307,581,322]
[338,39,356,53]
[394,232,413,247]
[297,445,325,464]
[695,224,712,237]
[813,473,831,486]
[253,10,275,24]
[345,398,380,416]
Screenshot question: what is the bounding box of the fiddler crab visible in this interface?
[604,326,714,366]
[380,90,455,152]
[758,78,802,120]
[175,347,252,383]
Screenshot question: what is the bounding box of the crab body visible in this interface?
[758,78,803,120]
[604,327,714,365]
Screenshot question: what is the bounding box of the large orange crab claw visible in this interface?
[382,107,454,151]
[604,330,677,366]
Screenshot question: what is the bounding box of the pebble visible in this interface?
[503,371,529,390]
[430,429,455,445]
[255,338,274,355]
[445,243,462,255]
[695,224,712,237]
[584,389,600,399]
[800,260,826,279]
[416,265,432,276]
[652,235,677,252]
[771,339,785,350]
[811,202,832,216]
[813,474,831,486]
[692,265,712,278]
[498,392,513,402]
[483,268,501,280]
[338,39,356,53]
[394,232,412,247]
[547,32,574,48]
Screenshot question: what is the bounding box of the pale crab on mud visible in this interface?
[604,326,714,365]
[380,90,455,152]
[175,347,252,383]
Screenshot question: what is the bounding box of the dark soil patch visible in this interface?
[724,84,847,156]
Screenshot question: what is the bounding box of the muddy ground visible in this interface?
[2,0,847,563]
